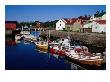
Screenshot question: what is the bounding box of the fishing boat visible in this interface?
[15,34,21,40]
[37,41,48,50]
[65,47,104,67]
[20,30,30,35]
[49,38,70,56]
[49,42,66,56]
[37,48,48,53]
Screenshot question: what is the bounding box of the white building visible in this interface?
[82,22,92,29]
[82,14,106,33]
[56,19,66,30]
[92,20,106,33]
[56,18,82,32]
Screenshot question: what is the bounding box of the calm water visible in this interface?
[6,41,75,70]
[5,40,106,70]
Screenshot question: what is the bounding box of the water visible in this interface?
[5,31,105,70]
[30,31,41,38]
[5,40,106,70]
[6,40,75,70]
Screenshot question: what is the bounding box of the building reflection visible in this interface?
[5,39,16,46]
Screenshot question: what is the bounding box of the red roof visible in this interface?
[63,18,78,24]
[5,23,16,30]
[94,20,106,24]
[62,17,91,26]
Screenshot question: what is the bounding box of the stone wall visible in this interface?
[43,30,106,47]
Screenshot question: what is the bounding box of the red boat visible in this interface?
[50,48,56,55]
[56,50,65,56]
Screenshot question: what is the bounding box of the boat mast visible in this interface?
[48,30,50,58]
[68,30,70,51]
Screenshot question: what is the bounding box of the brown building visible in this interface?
[35,21,43,29]
[64,18,83,32]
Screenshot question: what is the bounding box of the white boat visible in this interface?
[15,34,21,40]
[20,31,30,35]
[65,48,104,66]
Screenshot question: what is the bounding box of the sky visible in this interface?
[5,5,106,22]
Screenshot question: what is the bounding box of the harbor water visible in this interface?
[6,40,86,70]
[5,31,105,70]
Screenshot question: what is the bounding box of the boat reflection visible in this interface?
[36,47,48,53]
[64,60,86,70]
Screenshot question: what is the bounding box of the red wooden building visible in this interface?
[5,21,17,30]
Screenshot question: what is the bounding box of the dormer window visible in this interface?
[60,24,61,26]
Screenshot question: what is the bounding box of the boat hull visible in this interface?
[65,55,105,69]
[77,59,103,66]
[37,46,48,50]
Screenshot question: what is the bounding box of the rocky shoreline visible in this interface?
[42,30,106,47]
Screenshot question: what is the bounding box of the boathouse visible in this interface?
[5,21,17,30]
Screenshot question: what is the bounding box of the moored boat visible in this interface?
[65,48,104,67]
[37,41,48,50]
[15,34,21,40]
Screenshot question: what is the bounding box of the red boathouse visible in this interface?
[5,21,17,30]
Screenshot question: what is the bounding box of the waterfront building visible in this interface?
[92,20,106,33]
[81,14,106,33]
[35,21,43,30]
[56,18,83,32]
[5,21,17,30]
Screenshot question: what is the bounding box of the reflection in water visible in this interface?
[64,60,86,70]
[6,40,16,45]
[6,39,77,70]
[37,47,48,53]
[5,33,105,70]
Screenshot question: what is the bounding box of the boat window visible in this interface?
[41,42,44,45]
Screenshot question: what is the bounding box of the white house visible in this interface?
[56,18,83,32]
[90,13,106,21]
[81,20,106,33]
[81,14,106,33]
[56,19,66,30]
[82,22,92,29]
[92,20,106,33]
[101,14,106,20]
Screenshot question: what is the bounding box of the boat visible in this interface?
[24,40,30,44]
[37,48,48,53]
[37,41,48,50]
[20,30,30,35]
[15,34,21,40]
[65,47,104,67]
[49,38,70,56]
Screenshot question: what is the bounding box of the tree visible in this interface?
[43,20,58,28]
[94,10,106,18]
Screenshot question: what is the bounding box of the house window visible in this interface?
[60,24,61,26]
